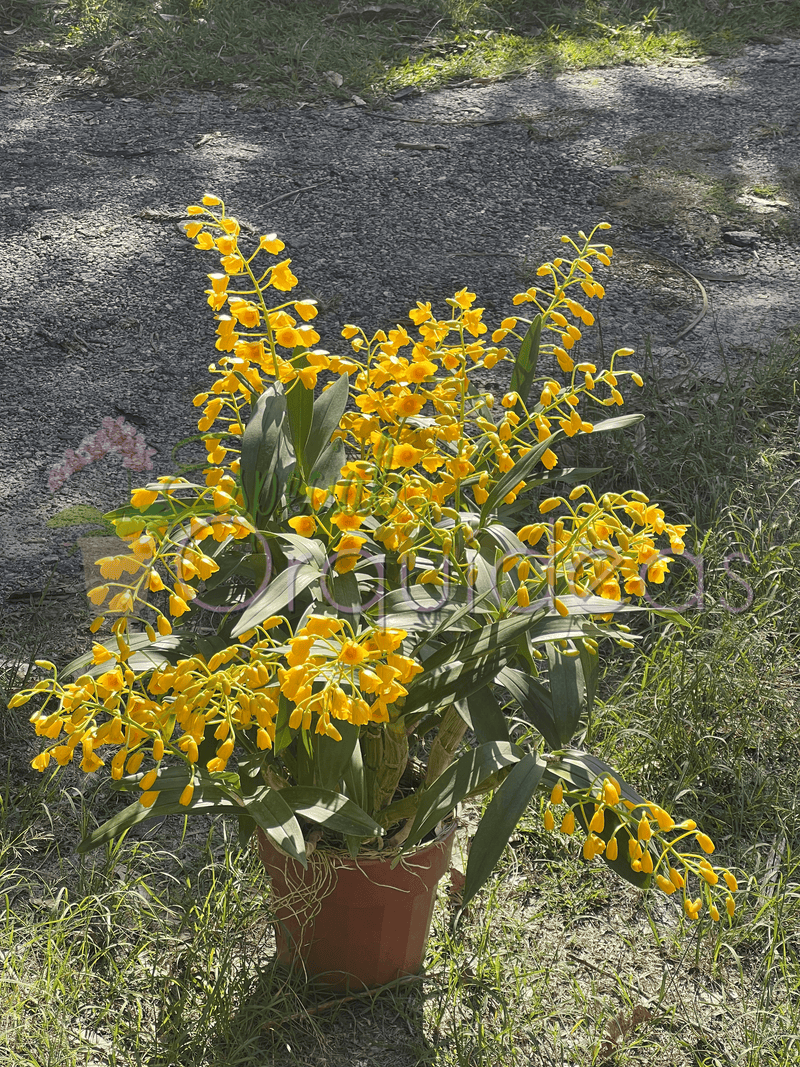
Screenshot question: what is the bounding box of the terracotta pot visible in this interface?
[257,821,457,991]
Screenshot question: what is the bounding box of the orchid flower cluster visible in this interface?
[542,773,738,922]
[13,194,742,923]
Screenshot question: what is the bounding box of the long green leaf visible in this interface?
[324,569,361,621]
[272,693,294,755]
[482,412,644,518]
[541,749,646,808]
[461,753,544,906]
[315,720,359,791]
[480,431,563,517]
[238,812,257,848]
[111,764,224,798]
[240,385,290,519]
[305,373,350,473]
[401,647,515,718]
[457,686,510,744]
[275,531,329,568]
[308,438,346,489]
[545,644,585,745]
[378,584,479,633]
[279,786,383,838]
[403,741,523,849]
[418,613,541,673]
[542,750,652,887]
[497,666,561,749]
[342,734,367,815]
[577,640,599,721]
[573,798,652,890]
[242,788,307,866]
[510,315,542,406]
[478,523,530,561]
[77,792,240,853]
[231,562,321,636]
[284,373,314,477]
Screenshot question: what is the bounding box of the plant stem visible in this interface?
[425,704,467,786]
[363,721,409,816]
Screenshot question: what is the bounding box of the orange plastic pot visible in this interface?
[257,822,456,991]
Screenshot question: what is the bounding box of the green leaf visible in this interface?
[305,373,350,473]
[240,384,296,524]
[231,562,321,636]
[480,431,564,516]
[523,465,608,488]
[573,798,652,890]
[401,646,516,718]
[242,787,307,866]
[545,644,585,745]
[497,666,561,749]
[419,613,542,673]
[461,753,544,906]
[315,720,360,792]
[275,532,328,568]
[342,734,367,814]
[241,385,285,512]
[77,792,240,853]
[237,812,256,848]
[479,523,530,560]
[279,786,383,838]
[542,749,646,808]
[324,569,361,621]
[457,686,510,744]
[284,374,314,477]
[542,750,652,887]
[110,764,222,798]
[403,741,523,849]
[588,412,646,435]
[272,693,294,755]
[522,608,640,645]
[482,412,644,519]
[378,584,481,634]
[510,315,543,407]
[308,438,346,489]
[577,640,599,721]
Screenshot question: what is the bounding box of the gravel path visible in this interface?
[1,38,799,627]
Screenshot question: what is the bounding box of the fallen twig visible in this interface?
[261,179,335,208]
[394,141,449,150]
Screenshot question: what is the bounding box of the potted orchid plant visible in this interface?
[13,195,740,987]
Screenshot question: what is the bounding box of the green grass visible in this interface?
[3,332,800,1064]
[2,0,799,103]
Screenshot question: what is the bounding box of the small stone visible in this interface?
[722,230,760,248]
[736,194,789,213]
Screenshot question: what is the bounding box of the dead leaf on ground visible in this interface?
[194,131,221,148]
[598,1004,653,1061]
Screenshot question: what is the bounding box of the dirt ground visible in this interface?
[1,36,799,644]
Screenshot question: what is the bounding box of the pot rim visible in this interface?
[258,814,458,868]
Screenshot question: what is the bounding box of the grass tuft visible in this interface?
[2,0,798,103]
